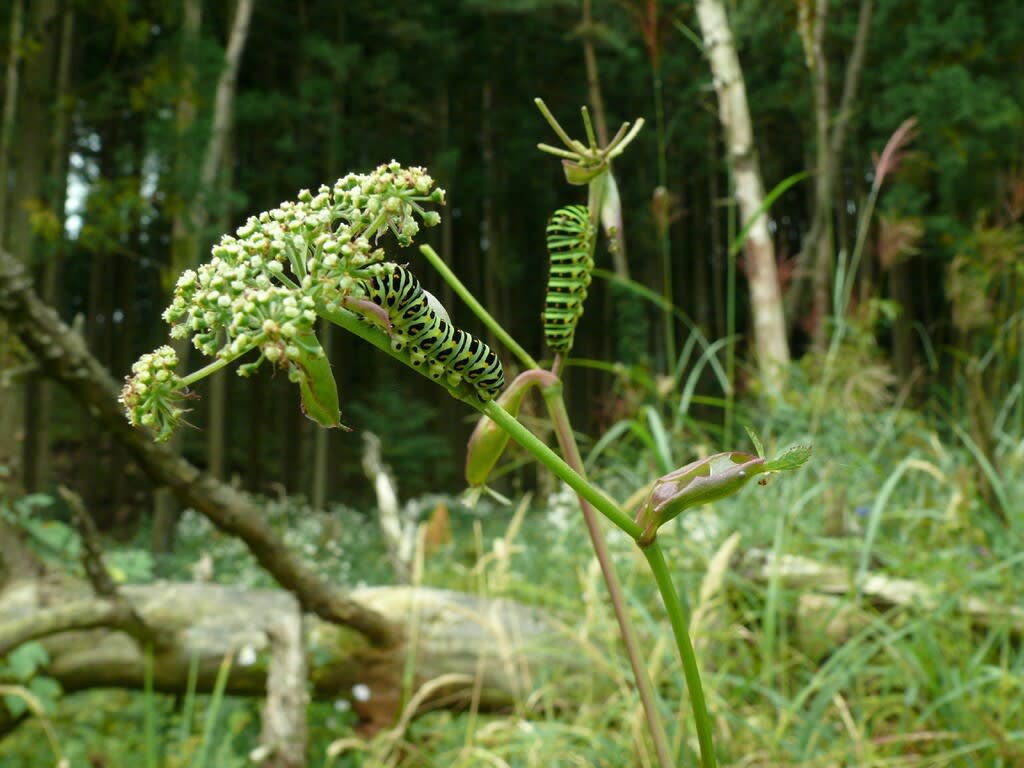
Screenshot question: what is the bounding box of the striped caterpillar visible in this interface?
[543,205,595,353]
[362,264,504,401]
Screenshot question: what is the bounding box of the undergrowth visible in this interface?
[5,379,1023,767]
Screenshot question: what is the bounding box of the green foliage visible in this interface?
[168,498,393,588]
[0,493,79,566]
[1,643,62,719]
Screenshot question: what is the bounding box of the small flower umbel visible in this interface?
[634,443,812,547]
[534,99,644,186]
[124,161,445,441]
[120,345,191,441]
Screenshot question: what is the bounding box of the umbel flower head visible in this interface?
[163,161,443,363]
[120,345,190,441]
[124,161,445,441]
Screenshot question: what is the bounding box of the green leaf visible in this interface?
[28,677,62,713]
[637,452,766,545]
[745,426,765,458]
[763,444,812,472]
[3,692,27,718]
[465,376,532,486]
[7,642,49,681]
[562,160,606,185]
[290,328,346,429]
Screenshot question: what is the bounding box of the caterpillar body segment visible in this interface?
[543,205,596,353]
[363,263,504,400]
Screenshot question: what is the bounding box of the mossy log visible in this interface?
[0,579,564,732]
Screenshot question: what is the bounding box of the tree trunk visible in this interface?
[153,0,203,552]
[785,0,876,332]
[28,5,74,500]
[2,0,60,494]
[742,548,1024,658]
[0,0,24,244]
[694,0,791,392]
[888,259,913,379]
[802,0,833,352]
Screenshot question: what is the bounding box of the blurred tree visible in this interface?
[1,0,61,495]
[694,0,791,393]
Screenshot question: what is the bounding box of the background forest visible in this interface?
[1,0,1023,766]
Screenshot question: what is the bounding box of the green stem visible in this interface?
[480,399,640,537]
[419,244,540,371]
[587,170,607,223]
[543,386,675,768]
[643,542,718,768]
[534,97,588,154]
[180,354,238,387]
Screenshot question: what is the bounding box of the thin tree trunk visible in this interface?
[3,0,59,494]
[580,0,629,282]
[24,0,71,494]
[694,0,791,391]
[206,110,235,482]
[804,0,832,351]
[28,4,74,498]
[248,371,266,492]
[153,0,203,552]
[709,133,725,339]
[581,0,609,149]
[0,0,24,246]
[888,260,913,379]
[258,610,308,768]
[480,80,500,343]
[785,0,875,330]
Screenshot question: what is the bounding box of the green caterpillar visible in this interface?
[363,264,504,401]
[543,205,595,353]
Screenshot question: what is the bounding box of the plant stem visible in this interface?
[643,542,718,768]
[480,400,640,537]
[180,354,237,387]
[419,244,540,371]
[481,390,715,767]
[543,386,675,767]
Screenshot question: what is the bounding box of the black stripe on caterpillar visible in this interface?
[363,263,504,401]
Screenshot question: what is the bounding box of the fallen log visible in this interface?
[0,579,565,734]
[741,549,1024,658]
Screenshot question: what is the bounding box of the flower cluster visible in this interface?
[119,345,189,441]
[123,161,445,438]
[163,161,443,363]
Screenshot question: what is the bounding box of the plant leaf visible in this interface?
[290,329,346,429]
[465,376,532,486]
[745,426,765,457]
[763,444,812,472]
